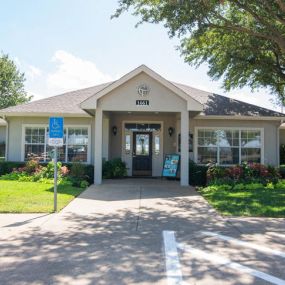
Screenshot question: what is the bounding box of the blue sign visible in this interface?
[162,154,180,177]
[49,117,64,146]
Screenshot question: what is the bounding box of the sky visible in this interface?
[0,0,280,111]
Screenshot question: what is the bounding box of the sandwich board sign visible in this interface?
[49,117,64,146]
[162,154,180,178]
[49,117,64,212]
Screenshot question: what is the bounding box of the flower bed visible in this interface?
[0,160,90,188]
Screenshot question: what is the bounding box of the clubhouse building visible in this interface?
[1,65,285,186]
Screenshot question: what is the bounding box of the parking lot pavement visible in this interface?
[0,179,284,285]
[163,229,285,285]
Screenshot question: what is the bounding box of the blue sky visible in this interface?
[0,0,279,111]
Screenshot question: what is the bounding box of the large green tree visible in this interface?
[0,53,31,109]
[114,0,285,102]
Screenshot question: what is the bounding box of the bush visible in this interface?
[0,142,5,158]
[189,160,208,186]
[207,162,279,185]
[103,158,127,179]
[279,165,285,178]
[280,144,285,164]
[0,161,25,176]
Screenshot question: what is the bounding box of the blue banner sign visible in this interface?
[49,117,64,146]
[162,154,180,177]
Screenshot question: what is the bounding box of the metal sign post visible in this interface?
[48,117,64,213]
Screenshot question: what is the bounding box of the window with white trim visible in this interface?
[24,126,89,162]
[197,128,262,165]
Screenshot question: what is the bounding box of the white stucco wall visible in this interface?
[6,116,93,162]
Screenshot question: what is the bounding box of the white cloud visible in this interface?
[46,50,112,94]
[27,65,42,80]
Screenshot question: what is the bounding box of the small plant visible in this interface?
[80,180,89,188]
[103,158,127,179]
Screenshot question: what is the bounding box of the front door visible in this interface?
[132,132,152,176]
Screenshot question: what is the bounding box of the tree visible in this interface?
[114,0,285,102]
[0,53,32,109]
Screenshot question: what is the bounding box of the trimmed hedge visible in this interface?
[0,161,26,176]
[189,160,208,186]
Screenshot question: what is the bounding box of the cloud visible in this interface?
[27,65,42,80]
[46,50,112,94]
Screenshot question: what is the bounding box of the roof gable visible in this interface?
[80,65,203,112]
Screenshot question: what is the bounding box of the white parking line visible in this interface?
[268,232,285,239]
[178,243,285,285]
[201,231,285,258]
[163,231,184,285]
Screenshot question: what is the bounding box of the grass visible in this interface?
[0,181,85,213]
[199,186,285,218]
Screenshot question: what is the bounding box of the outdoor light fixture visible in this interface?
[168,127,174,137]
[112,126,118,136]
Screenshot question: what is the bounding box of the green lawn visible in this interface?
[0,181,84,213]
[199,186,285,217]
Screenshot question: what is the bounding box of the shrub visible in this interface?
[25,160,41,174]
[103,158,127,179]
[207,165,227,182]
[280,144,285,164]
[206,162,279,185]
[189,160,208,186]
[80,180,89,188]
[70,162,86,180]
[0,161,25,176]
[279,165,285,178]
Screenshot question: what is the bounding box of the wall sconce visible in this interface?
[112,126,118,136]
[168,127,174,137]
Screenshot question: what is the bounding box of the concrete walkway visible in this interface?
[0,179,285,285]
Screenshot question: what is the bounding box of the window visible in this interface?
[197,130,218,164]
[24,127,46,161]
[154,135,160,155]
[67,128,88,162]
[196,128,262,165]
[241,130,261,163]
[125,134,131,154]
[24,126,89,162]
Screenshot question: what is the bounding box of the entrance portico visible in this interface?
[81,65,203,186]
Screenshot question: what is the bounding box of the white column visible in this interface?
[180,110,189,186]
[95,108,103,184]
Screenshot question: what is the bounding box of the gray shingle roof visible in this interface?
[0,79,283,117]
[0,82,111,116]
[173,82,284,117]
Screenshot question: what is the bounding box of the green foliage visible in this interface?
[189,160,208,186]
[279,164,285,178]
[199,180,285,217]
[0,142,5,158]
[103,158,127,179]
[0,181,84,213]
[0,53,32,109]
[80,180,89,188]
[115,1,285,101]
[70,162,85,180]
[0,161,25,176]
[207,163,280,185]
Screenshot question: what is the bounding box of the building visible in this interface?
[0,65,284,185]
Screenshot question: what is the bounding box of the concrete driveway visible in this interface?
[0,179,285,285]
